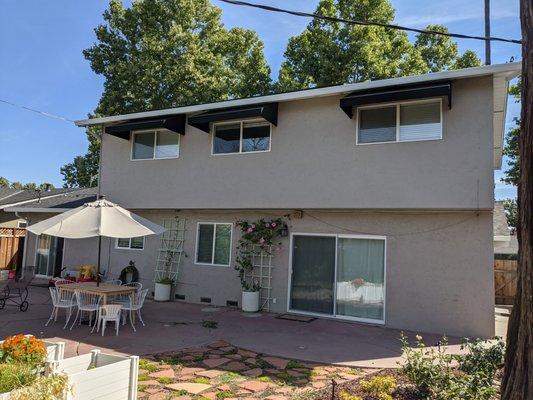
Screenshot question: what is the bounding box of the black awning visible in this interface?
[340,81,452,118]
[188,103,278,133]
[104,115,186,140]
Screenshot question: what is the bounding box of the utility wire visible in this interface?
[218,0,522,45]
[0,99,75,122]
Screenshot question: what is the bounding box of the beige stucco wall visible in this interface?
[99,77,494,211]
[22,209,494,338]
[0,211,25,228]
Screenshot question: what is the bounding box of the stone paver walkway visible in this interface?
[138,341,374,399]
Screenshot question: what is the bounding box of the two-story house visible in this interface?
[16,63,520,338]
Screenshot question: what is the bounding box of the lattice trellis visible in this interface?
[240,244,275,311]
[153,218,186,283]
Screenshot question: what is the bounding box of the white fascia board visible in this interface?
[75,62,521,127]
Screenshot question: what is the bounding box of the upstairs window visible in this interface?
[213,121,271,154]
[357,100,442,144]
[132,129,179,160]
[116,237,144,250]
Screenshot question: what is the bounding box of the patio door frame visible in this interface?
[287,232,387,325]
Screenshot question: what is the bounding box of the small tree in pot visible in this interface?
[234,218,286,312]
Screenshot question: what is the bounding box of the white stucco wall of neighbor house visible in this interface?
[98,77,494,211]
[22,209,493,339]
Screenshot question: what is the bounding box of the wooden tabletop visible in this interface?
[56,282,135,295]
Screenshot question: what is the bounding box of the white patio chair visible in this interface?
[70,291,102,331]
[121,289,148,332]
[54,279,74,286]
[45,287,77,329]
[105,279,122,285]
[96,304,123,336]
[113,282,143,305]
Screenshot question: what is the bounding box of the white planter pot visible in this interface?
[241,291,260,312]
[154,283,172,302]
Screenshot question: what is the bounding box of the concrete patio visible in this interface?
[1,285,481,369]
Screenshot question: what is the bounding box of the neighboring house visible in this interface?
[13,63,520,338]
[493,201,518,255]
[5,188,97,277]
[0,187,78,270]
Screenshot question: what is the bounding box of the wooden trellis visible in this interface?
[241,244,275,311]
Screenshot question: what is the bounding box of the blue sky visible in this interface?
[0,0,521,198]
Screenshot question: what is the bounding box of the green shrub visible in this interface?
[360,375,396,400]
[157,377,173,384]
[338,389,362,400]
[0,362,37,393]
[399,333,503,400]
[9,374,68,400]
[138,358,158,372]
[193,377,210,384]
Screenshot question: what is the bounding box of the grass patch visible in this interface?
[286,360,305,369]
[138,373,150,381]
[255,358,271,369]
[276,372,295,385]
[193,377,210,384]
[257,376,272,383]
[218,372,242,383]
[193,355,204,362]
[157,377,174,384]
[139,358,159,372]
[202,320,218,329]
[137,384,148,392]
[166,355,183,366]
[171,389,189,396]
[216,391,235,399]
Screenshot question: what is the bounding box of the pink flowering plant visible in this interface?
[234,218,286,291]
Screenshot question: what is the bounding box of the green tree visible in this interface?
[0,177,9,188]
[61,0,272,187]
[503,199,518,229]
[277,1,480,91]
[502,82,521,187]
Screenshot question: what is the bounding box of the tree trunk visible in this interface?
[501,1,533,399]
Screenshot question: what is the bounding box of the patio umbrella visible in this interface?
[27,196,165,286]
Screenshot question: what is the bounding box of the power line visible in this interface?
[218,0,521,45]
[0,99,75,122]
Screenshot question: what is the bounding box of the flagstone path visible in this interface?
[137,340,376,399]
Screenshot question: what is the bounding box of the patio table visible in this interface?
[57,282,137,322]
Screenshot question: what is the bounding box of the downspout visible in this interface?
[15,212,28,274]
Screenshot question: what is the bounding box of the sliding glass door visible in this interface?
[289,234,386,323]
[36,234,59,277]
[290,235,336,314]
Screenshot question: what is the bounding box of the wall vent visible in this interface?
[226,300,238,307]
[175,294,185,300]
[200,297,212,303]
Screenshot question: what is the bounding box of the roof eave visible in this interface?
[75,62,521,127]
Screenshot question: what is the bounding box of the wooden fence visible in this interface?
[0,228,26,270]
[494,259,518,305]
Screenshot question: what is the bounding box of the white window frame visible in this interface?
[115,237,145,250]
[194,222,233,267]
[130,128,180,160]
[211,119,272,156]
[287,232,387,325]
[355,98,443,146]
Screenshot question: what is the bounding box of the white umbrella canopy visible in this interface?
[27,199,165,238]
[27,198,165,285]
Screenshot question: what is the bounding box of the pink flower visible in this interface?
[265,223,270,228]
[246,227,253,233]
[251,224,256,229]
[259,237,265,244]
[271,222,277,228]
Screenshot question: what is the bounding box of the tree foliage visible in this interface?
[61,0,272,187]
[502,82,522,187]
[277,0,480,91]
[0,177,55,190]
[503,199,519,230]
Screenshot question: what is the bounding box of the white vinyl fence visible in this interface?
[48,349,139,400]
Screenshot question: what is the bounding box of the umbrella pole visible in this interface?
[97,235,102,287]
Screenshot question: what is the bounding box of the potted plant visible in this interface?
[234,218,286,312]
[235,256,261,312]
[154,277,173,302]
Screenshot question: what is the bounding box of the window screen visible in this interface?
[399,102,441,141]
[242,122,270,152]
[155,131,179,158]
[358,106,397,143]
[133,132,155,159]
[213,124,240,154]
